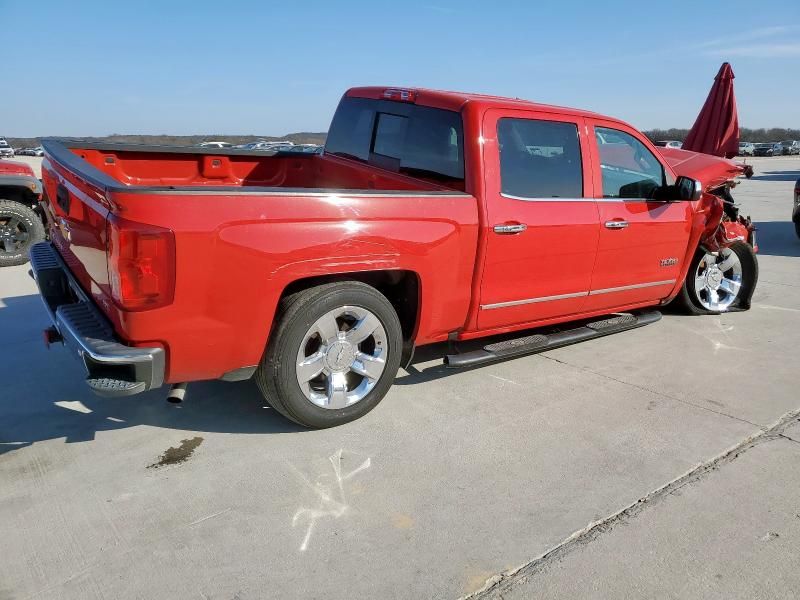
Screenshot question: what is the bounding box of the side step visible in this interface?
[445,310,661,368]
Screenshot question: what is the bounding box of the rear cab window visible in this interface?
[325,97,464,188]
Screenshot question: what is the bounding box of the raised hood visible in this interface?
[657,147,744,191]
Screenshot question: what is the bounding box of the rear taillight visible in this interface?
[107,216,175,311]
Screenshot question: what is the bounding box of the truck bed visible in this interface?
[39,139,479,385]
[46,140,462,193]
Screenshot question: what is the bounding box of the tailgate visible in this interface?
[41,141,114,311]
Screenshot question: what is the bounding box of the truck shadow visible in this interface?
[748,169,800,182]
[0,294,305,455]
[753,221,800,257]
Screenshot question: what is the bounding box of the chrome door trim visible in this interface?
[589,279,676,296]
[500,193,654,203]
[480,291,588,310]
[480,279,677,309]
[500,193,595,203]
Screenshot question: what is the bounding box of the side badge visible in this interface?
[660,257,678,267]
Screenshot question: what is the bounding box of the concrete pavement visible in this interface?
[1,156,798,599]
[494,420,800,600]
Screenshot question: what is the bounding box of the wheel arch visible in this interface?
[279,269,421,350]
[0,184,40,208]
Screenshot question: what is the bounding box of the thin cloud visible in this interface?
[424,4,456,13]
[705,43,800,58]
[697,25,795,49]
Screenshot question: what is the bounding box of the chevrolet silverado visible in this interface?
[31,86,757,427]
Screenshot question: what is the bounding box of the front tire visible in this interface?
[255,282,403,428]
[672,242,758,314]
[0,200,46,267]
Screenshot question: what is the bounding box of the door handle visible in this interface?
[604,220,629,229]
[493,223,527,234]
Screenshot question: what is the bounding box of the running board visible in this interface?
[444,310,662,369]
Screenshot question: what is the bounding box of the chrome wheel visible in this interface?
[295,306,387,409]
[693,248,743,311]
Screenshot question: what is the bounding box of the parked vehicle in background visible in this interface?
[781,140,800,155]
[754,143,775,156]
[0,159,45,266]
[654,140,683,149]
[33,86,758,428]
[292,144,323,153]
[235,141,296,151]
[198,141,233,148]
[0,137,15,158]
[16,147,44,156]
[738,142,755,156]
[772,142,785,156]
[794,178,800,238]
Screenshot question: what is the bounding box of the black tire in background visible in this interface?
[0,200,46,267]
[671,241,758,315]
[255,282,403,429]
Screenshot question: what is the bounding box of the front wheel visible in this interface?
[255,282,403,428]
[0,200,46,267]
[672,242,758,314]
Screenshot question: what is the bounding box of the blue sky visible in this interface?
[2,0,798,136]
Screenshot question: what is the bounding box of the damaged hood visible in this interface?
[657,147,744,191]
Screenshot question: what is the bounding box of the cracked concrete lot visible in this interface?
[1,156,799,599]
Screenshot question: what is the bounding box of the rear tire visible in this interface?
[672,241,758,315]
[794,220,800,239]
[255,282,403,428]
[0,200,45,267]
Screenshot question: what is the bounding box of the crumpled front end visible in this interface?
[658,147,756,252]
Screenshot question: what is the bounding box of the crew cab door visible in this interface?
[478,110,599,330]
[584,121,691,311]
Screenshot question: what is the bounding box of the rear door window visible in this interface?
[497,118,583,199]
[326,97,464,184]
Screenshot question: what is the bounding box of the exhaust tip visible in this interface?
[167,383,188,404]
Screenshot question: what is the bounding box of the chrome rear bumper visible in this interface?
[29,242,164,397]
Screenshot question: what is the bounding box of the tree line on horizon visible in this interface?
[6,127,800,150]
[643,127,800,143]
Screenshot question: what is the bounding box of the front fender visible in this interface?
[701,219,757,254]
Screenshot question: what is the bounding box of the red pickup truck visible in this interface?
[32,86,757,428]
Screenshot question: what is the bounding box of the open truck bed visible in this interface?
[43,140,462,193]
[37,138,479,389]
